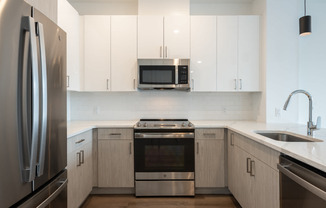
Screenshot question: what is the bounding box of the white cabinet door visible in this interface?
[238,16,260,91]
[84,16,110,91]
[164,16,190,59]
[217,16,260,92]
[190,16,217,91]
[138,16,164,59]
[110,16,137,91]
[57,0,81,91]
[216,16,238,91]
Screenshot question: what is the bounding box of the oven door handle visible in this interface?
[277,163,326,201]
[134,133,194,139]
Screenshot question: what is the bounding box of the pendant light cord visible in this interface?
[304,0,307,16]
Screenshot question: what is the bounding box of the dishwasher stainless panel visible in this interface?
[278,155,326,208]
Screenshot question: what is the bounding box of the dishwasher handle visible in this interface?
[277,163,326,201]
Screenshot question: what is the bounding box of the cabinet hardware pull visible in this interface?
[192,79,194,90]
[165,46,168,58]
[230,133,234,146]
[250,160,255,176]
[109,133,121,136]
[196,142,199,154]
[75,139,85,144]
[77,152,81,167]
[247,158,251,173]
[203,133,216,136]
[129,142,132,155]
[106,79,109,90]
[67,76,70,88]
[133,79,136,90]
[239,79,243,90]
[234,79,237,90]
[160,46,163,58]
[80,150,84,164]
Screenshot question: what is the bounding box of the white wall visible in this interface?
[190,2,252,15]
[264,0,300,124]
[69,92,258,121]
[68,1,138,15]
[138,0,190,15]
[251,0,266,122]
[298,0,326,128]
[25,0,58,22]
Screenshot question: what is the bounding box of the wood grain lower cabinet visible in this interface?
[195,129,225,188]
[67,130,93,208]
[98,128,134,188]
[227,131,279,208]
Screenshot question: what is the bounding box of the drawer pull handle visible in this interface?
[77,152,81,167]
[109,133,122,136]
[80,150,84,164]
[230,133,234,146]
[203,133,216,136]
[75,139,85,144]
[247,158,251,173]
[250,160,255,176]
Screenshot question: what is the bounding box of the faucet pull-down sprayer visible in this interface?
[283,89,321,136]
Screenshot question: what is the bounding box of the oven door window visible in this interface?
[139,65,175,85]
[134,138,194,172]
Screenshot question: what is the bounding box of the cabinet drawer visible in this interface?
[195,128,224,140]
[68,130,92,153]
[230,131,279,171]
[98,128,133,140]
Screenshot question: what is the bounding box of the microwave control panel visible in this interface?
[178,66,188,84]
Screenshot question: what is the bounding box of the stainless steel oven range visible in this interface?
[134,119,195,196]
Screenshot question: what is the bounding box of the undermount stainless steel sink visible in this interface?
[254,131,322,142]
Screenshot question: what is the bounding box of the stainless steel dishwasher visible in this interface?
[278,155,326,208]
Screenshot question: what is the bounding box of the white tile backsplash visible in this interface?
[69,91,260,121]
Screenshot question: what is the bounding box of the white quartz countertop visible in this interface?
[68,120,326,172]
[67,120,138,138]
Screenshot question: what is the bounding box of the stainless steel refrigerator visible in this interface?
[0,1,67,207]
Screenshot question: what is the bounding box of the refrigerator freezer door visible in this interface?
[17,170,67,208]
[33,9,67,190]
[0,1,35,207]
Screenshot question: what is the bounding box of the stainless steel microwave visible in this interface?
[138,65,190,90]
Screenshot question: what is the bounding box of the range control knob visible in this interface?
[188,123,193,127]
[143,123,147,127]
[137,122,141,127]
[182,123,186,127]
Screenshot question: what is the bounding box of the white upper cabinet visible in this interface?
[217,16,260,92]
[110,16,138,91]
[84,16,111,91]
[138,16,164,59]
[216,16,238,91]
[57,0,81,91]
[190,16,217,91]
[164,16,190,59]
[138,15,190,59]
[238,16,260,91]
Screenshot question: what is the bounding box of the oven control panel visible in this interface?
[134,119,194,130]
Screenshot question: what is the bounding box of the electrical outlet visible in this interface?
[275,108,281,118]
[94,106,100,115]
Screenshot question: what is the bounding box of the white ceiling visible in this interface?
[69,0,254,3]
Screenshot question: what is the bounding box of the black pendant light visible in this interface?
[299,0,311,36]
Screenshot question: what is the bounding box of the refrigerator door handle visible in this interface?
[20,16,40,183]
[36,179,68,208]
[35,22,47,177]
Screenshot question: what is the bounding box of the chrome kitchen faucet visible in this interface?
[283,90,321,136]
